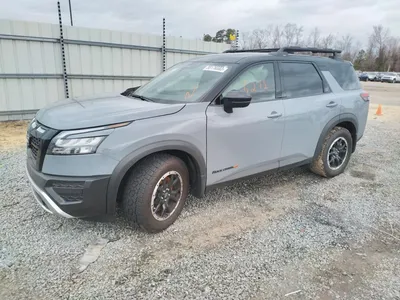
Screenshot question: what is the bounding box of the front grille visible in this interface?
[29,136,41,160]
[26,121,58,171]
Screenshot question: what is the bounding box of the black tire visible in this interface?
[121,153,189,233]
[392,79,396,84]
[310,127,353,178]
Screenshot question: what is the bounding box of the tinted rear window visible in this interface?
[324,62,361,90]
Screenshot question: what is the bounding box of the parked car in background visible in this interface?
[359,72,377,81]
[375,72,385,82]
[381,72,400,83]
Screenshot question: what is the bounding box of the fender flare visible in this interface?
[313,114,358,158]
[106,140,206,215]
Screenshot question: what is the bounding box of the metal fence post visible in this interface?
[162,18,166,72]
[236,30,239,50]
[57,1,69,98]
[68,0,74,26]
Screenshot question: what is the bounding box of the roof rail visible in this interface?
[223,48,280,53]
[277,46,342,58]
[224,46,342,58]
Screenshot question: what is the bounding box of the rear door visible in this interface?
[278,61,341,166]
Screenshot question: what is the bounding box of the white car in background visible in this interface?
[381,72,400,83]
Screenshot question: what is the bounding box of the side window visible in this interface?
[222,63,276,103]
[328,63,361,90]
[280,62,323,98]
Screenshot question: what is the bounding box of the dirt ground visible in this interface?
[0,120,29,150]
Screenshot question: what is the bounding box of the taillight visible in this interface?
[360,92,370,102]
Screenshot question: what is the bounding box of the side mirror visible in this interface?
[222,91,252,113]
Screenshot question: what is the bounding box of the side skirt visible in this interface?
[204,158,312,195]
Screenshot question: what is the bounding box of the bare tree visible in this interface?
[386,37,400,71]
[308,27,321,47]
[281,23,304,46]
[369,25,390,53]
[283,23,296,46]
[335,34,354,61]
[239,31,251,49]
[294,25,304,46]
[321,33,336,48]
[369,25,390,71]
[234,23,399,71]
[351,40,362,63]
[272,25,282,48]
[253,27,272,48]
[239,27,273,49]
[337,34,353,52]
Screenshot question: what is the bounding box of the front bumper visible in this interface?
[381,78,395,82]
[26,161,110,219]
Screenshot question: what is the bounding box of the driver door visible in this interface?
[206,62,285,186]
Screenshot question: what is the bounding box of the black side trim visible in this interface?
[106,141,206,215]
[205,158,311,194]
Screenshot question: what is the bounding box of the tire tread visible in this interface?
[310,126,349,178]
[121,154,185,232]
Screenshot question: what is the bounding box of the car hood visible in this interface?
[35,93,185,130]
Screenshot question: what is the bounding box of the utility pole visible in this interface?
[68,0,74,26]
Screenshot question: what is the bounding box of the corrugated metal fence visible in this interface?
[0,19,230,120]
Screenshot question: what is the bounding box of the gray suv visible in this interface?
[26,47,369,233]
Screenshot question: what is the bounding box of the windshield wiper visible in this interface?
[129,94,154,102]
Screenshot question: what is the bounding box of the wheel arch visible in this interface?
[106,141,206,215]
[314,114,358,159]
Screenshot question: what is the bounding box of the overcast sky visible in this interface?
[1,0,399,45]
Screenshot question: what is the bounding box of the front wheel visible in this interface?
[310,127,353,178]
[121,153,189,233]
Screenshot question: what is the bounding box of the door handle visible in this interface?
[267,111,282,118]
[326,101,338,108]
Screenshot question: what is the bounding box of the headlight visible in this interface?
[47,121,131,155]
[50,136,106,155]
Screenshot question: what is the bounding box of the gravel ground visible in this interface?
[1,106,400,299]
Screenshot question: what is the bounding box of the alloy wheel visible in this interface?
[150,171,183,221]
[327,137,348,170]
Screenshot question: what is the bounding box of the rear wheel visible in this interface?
[310,127,353,178]
[121,154,189,233]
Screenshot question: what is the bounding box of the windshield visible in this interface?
[132,61,233,103]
